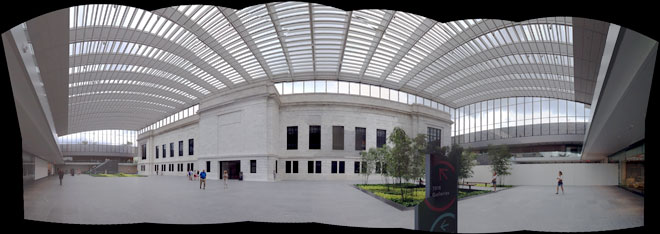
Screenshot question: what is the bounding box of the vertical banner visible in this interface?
[415,142,457,232]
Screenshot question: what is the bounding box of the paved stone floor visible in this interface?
[24,175,643,232]
[457,185,644,233]
[23,175,414,228]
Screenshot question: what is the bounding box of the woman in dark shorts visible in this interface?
[556,171,564,194]
[491,172,497,191]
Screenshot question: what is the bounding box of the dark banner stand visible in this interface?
[415,143,458,232]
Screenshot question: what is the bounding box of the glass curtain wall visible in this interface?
[274,81,453,114]
[57,130,138,154]
[451,97,590,144]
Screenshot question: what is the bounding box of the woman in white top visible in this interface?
[223,170,229,189]
[556,171,564,194]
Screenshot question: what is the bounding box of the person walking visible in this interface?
[188,170,192,181]
[491,172,497,191]
[199,170,207,190]
[223,170,229,189]
[58,169,64,186]
[195,170,199,181]
[556,171,564,194]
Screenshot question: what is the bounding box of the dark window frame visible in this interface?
[286,161,291,173]
[332,126,344,150]
[155,146,159,158]
[141,144,147,160]
[287,126,298,150]
[331,161,337,174]
[293,161,299,173]
[339,161,345,174]
[179,141,183,156]
[309,125,321,149]
[377,129,386,148]
[308,161,314,173]
[188,139,194,155]
[206,161,211,172]
[250,160,257,173]
[355,127,366,150]
[170,143,174,157]
[315,161,322,174]
[354,161,360,173]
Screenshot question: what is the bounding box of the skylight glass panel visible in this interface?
[363,12,423,79]
[386,22,455,82]
[177,6,267,80]
[340,10,387,74]
[236,4,288,76]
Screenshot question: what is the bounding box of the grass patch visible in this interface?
[459,189,490,199]
[473,184,513,188]
[357,183,496,206]
[356,183,425,207]
[90,173,146,177]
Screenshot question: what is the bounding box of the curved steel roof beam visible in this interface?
[69,70,206,98]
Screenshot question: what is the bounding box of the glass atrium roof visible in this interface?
[63,3,576,133]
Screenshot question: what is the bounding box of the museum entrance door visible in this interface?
[219,161,241,179]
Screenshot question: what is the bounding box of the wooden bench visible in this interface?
[460,182,490,190]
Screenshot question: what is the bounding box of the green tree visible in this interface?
[359,148,377,184]
[487,144,513,185]
[388,127,412,201]
[410,134,427,181]
[376,144,392,190]
[409,134,427,197]
[458,146,477,184]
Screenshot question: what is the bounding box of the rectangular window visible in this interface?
[377,129,386,148]
[287,126,298,150]
[308,161,314,173]
[331,161,337,173]
[141,144,147,159]
[315,161,322,174]
[361,161,367,173]
[332,126,344,150]
[188,139,194,155]
[179,141,183,156]
[428,127,442,144]
[170,143,174,157]
[293,161,298,173]
[250,160,257,173]
[375,162,381,173]
[309,125,321,149]
[286,161,291,173]
[206,161,211,172]
[339,161,345,174]
[355,127,366,150]
[354,161,360,173]
[155,146,159,158]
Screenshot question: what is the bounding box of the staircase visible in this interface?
[88,160,119,174]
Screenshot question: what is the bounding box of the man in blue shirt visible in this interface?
[199,170,207,190]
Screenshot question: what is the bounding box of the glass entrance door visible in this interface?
[219,161,241,179]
